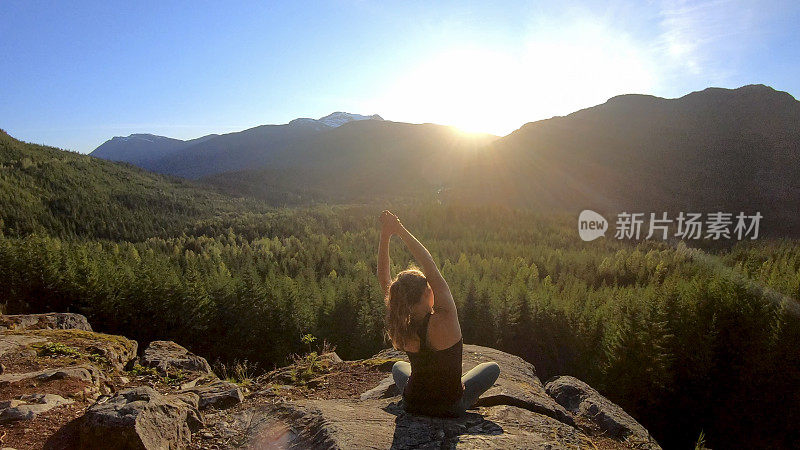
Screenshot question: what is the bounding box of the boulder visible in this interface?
[0,393,73,424]
[319,351,343,364]
[188,380,244,410]
[0,313,92,332]
[84,339,139,372]
[0,328,137,373]
[79,386,203,450]
[545,376,660,448]
[142,341,212,376]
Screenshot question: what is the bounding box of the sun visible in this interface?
[370,19,658,137]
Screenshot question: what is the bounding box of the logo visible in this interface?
[578,210,608,241]
[577,210,762,241]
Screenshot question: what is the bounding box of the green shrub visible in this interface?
[34,342,82,358]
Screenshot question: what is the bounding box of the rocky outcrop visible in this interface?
[0,364,109,399]
[0,364,105,385]
[79,387,203,450]
[188,379,245,410]
[546,375,659,448]
[0,393,73,423]
[142,340,213,376]
[0,313,93,332]
[1,314,659,449]
[202,344,659,449]
[0,315,140,449]
[0,315,244,449]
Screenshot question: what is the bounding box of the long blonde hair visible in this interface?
[385,268,428,350]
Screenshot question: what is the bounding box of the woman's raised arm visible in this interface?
[390,213,457,315]
[377,211,394,296]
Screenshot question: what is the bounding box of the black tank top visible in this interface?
[403,312,464,416]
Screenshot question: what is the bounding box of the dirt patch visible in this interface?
[306,362,390,400]
[0,377,92,402]
[0,400,87,450]
[0,348,43,374]
[255,360,390,401]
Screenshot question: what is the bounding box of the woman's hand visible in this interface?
[380,210,403,235]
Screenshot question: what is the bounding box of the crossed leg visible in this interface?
[393,360,500,414]
[458,362,500,411]
[392,360,412,393]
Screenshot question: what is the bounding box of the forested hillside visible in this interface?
[0,130,265,240]
[2,130,799,448]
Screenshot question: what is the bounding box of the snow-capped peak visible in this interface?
[112,133,172,143]
[289,112,383,128]
[318,112,383,127]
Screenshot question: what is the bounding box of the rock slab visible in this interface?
[0,364,106,386]
[0,313,93,332]
[545,375,660,449]
[142,340,212,376]
[240,399,586,449]
[189,380,244,410]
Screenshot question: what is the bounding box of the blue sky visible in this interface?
[2,0,799,153]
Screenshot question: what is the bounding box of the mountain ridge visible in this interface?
[89,111,384,176]
[80,84,800,236]
[441,84,800,236]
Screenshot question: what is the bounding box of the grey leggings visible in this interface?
[392,361,500,414]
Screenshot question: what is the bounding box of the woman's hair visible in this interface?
[385,267,429,350]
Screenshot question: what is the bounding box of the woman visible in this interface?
[377,210,499,417]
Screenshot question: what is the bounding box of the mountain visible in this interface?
[201,85,800,236]
[87,86,800,235]
[90,133,217,171]
[89,112,383,179]
[445,84,800,236]
[0,130,262,240]
[150,120,331,179]
[201,120,498,202]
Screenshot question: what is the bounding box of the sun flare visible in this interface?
[370,19,658,136]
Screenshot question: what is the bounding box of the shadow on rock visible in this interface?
[383,401,504,449]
